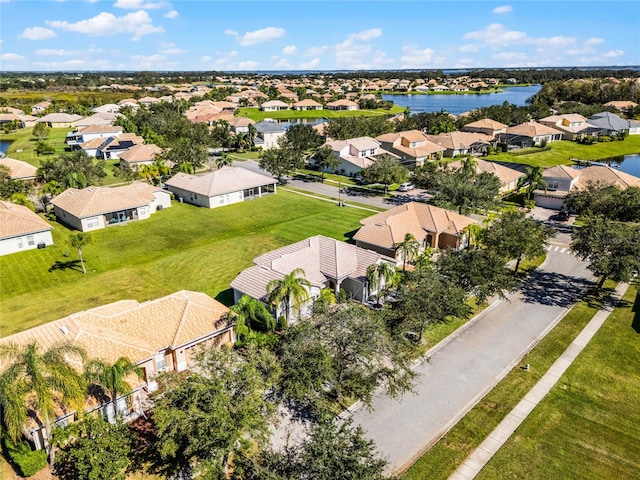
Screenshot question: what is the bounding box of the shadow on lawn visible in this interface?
[215,288,234,307]
[632,287,640,334]
[48,259,83,273]
[520,269,593,307]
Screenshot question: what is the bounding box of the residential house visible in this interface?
[117,98,139,109]
[37,113,83,128]
[538,114,594,141]
[254,121,287,150]
[31,101,51,114]
[602,100,638,113]
[0,113,23,128]
[426,131,493,157]
[375,130,446,168]
[586,111,640,136]
[51,182,171,231]
[324,137,396,176]
[497,121,564,148]
[165,166,277,208]
[260,100,290,111]
[97,133,145,159]
[67,124,123,147]
[461,118,508,137]
[0,157,38,181]
[534,164,640,209]
[326,99,359,111]
[74,112,118,128]
[292,99,323,111]
[446,158,524,193]
[353,202,478,258]
[0,201,53,256]
[0,290,234,448]
[230,235,395,317]
[138,96,162,106]
[92,104,121,114]
[228,116,256,134]
[118,144,163,168]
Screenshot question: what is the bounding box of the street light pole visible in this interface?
[338,181,342,206]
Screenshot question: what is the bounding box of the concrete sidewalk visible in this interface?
[449,282,629,480]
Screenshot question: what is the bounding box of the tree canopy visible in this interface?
[38,151,106,190]
[565,184,640,222]
[362,154,409,194]
[430,169,501,214]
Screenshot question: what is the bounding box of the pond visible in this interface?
[602,153,640,178]
[0,139,13,155]
[382,85,542,115]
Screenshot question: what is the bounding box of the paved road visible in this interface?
[350,245,595,475]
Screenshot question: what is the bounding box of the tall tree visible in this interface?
[266,268,312,323]
[139,158,171,186]
[33,122,50,141]
[259,147,304,182]
[280,124,324,156]
[459,156,478,177]
[571,217,640,288]
[518,165,547,202]
[84,357,142,406]
[482,211,555,274]
[153,345,280,477]
[0,342,87,464]
[230,294,276,335]
[38,151,106,190]
[397,233,420,271]
[565,184,640,222]
[431,170,501,214]
[311,145,340,181]
[362,154,409,194]
[365,261,396,305]
[67,232,94,274]
[162,139,207,175]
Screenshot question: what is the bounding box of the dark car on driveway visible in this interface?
[556,209,570,221]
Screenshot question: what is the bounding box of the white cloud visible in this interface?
[400,45,443,68]
[164,10,179,19]
[463,23,527,46]
[275,58,292,69]
[33,59,111,69]
[130,53,165,68]
[47,10,163,41]
[533,36,576,48]
[348,28,382,41]
[113,0,166,9]
[586,37,604,45]
[229,50,237,57]
[282,45,297,55]
[19,26,57,40]
[305,45,327,57]
[299,58,320,69]
[224,29,238,36]
[459,44,478,53]
[201,55,211,63]
[35,48,74,56]
[603,49,624,58]
[493,5,512,14]
[161,47,185,54]
[239,27,285,46]
[491,51,528,63]
[236,60,259,70]
[1,53,26,61]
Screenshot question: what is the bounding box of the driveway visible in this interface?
[350,246,594,475]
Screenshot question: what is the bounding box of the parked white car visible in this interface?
[398,182,415,192]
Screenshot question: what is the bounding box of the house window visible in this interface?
[27,235,35,246]
[139,207,147,216]
[17,237,24,249]
[548,181,560,190]
[86,217,100,229]
[156,353,167,371]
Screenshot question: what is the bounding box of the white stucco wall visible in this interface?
[0,230,53,256]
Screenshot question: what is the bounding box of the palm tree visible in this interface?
[0,342,87,464]
[230,294,276,333]
[460,156,478,177]
[212,153,233,170]
[67,232,94,274]
[462,223,484,250]
[84,357,142,409]
[518,165,547,202]
[397,233,420,272]
[366,261,396,306]
[266,268,311,323]
[247,123,257,150]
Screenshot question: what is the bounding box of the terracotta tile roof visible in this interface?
[118,144,162,164]
[463,118,508,130]
[542,165,582,180]
[447,159,524,186]
[80,137,105,150]
[426,131,493,149]
[0,201,52,240]
[573,165,640,190]
[0,107,24,114]
[77,124,122,135]
[261,100,289,108]
[0,157,37,179]
[51,182,162,218]
[0,291,230,371]
[505,121,563,137]
[326,99,358,107]
[228,117,256,127]
[293,99,323,107]
[354,202,478,249]
[38,113,83,123]
[230,235,391,300]
[165,166,276,197]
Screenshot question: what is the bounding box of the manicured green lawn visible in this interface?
[486,136,640,168]
[235,106,405,122]
[1,126,70,166]
[403,283,615,480]
[0,191,368,337]
[476,282,640,480]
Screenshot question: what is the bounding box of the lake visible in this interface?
[382,85,542,115]
[604,153,640,178]
[0,140,13,155]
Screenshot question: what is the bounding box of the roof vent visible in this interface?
[60,326,69,335]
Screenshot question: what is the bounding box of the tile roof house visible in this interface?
[602,100,638,112]
[460,118,508,137]
[353,202,479,258]
[497,121,564,147]
[91,104,121,114]
[97,133,145,159]
[534,164,640,209]
[228,116,256,133]
[326,99,359,111]
[0,290,234,447]
[66,124,123,147]
[426,131,494,157]
[324,137,397,176]
[254,121,287,150]
[74,112,118,128]
[118,144,163,167]
[0,157,38,180]
[446,158,524,193]
[230,235,395,317]
[165,166,277,208]
[37,113,83,128]
[292,99,323,111]
[260,100,290,111]
[538,114,594,141]
[31,101,52,114]
[0,201,54,256]
[51,182,171,231]
[375,130,446,168]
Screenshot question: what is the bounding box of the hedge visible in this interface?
[3,437,47,477]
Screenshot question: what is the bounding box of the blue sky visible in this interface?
[1,0,638,71]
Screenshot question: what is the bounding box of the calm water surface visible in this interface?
[0,140,13,154]
[604,153,640,178]
[382,85,542,115]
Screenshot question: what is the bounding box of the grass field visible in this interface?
[476,282,640,480]
[0,191,368,337]
[1,127,70,166]
[486,136,640,168]
[402,282,615,480]
[235,106,405,122]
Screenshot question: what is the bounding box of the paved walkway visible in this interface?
[449,282,629,480]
